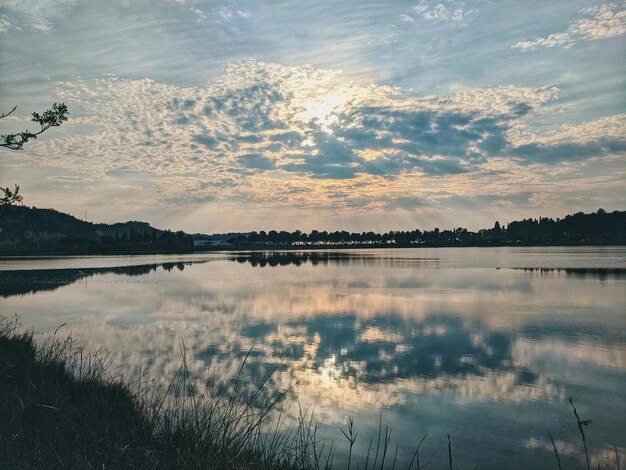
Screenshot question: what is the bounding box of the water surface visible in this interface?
[1,247,624,469]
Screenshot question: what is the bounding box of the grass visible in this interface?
[1,319,154,468]
[1,316,623,469]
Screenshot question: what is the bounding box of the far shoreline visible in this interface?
[1,241,625,259]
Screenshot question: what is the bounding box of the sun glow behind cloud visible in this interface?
[1,58,622,231]
[299,93,350,133]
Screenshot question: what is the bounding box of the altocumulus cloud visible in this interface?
[409,0,482,24]
[23,60,623,207]
[0,0,78,32]
[513,2,626,51]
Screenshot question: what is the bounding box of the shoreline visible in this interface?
[2,241,625,258]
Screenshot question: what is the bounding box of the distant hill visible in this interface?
[0,206,191,254]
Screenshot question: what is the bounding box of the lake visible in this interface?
[1,247,625,469]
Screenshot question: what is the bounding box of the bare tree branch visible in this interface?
[0,106,18,119]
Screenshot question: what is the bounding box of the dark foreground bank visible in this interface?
[1,317,621,469]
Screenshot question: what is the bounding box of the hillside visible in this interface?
[0,206,191,254]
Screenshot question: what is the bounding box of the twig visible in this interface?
[0,106,17,119]
[570,397,590,470]
[549,433,562,470]
[407,433,428,470]
[340,417,359,470]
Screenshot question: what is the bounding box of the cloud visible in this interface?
[0,0,77,32]
[508,114,626,164]
[193,134,219,149]
[236,153,276,170]
[513,3,626,51]
[0,15,10,32]
[439,192,534,209]
[511,138,626,164]
[280,132,362,179]
[0,0,253,34]
[409,0,480,24]
[10,60,619,214]
[384,195,431,210]
[286,83,564,179]
[49,62,551,177]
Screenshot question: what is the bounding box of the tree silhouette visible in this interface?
[1,103,69,150]
[0,103,69,205]
[0,184,23,206]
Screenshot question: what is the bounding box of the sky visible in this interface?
[0,0,624,233]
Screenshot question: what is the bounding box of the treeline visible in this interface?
[99,228,191,251]
[226,209,626,247]
[1,206,624,254]
[4,228,192,254]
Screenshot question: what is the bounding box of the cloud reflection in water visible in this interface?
[1,249,624,469]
